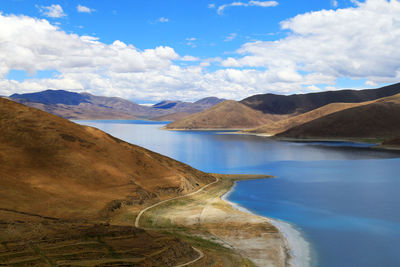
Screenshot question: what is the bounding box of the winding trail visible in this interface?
[134,176,219,228]
[134,176,219,266]
[174,247,204,267]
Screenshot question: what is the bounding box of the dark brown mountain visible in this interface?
[165,100,282,130]
[241,82,400,115]
[0,97,214,221]
[246,101,372,136]
[276,94,400,140]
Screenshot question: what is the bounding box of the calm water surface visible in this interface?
[78,120,400,267]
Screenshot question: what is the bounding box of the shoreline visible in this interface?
[161,126,248,131]
[162,126,383,145]
[170,128,400,152]
[136,174,294,266]
[221,182,312,267]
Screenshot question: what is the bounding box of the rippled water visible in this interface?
[77,120,400,267]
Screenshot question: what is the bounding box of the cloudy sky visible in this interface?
[0,0,400,103]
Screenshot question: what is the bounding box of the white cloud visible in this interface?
[225,33,238,42]
[2,1,400,102]
[332,0,338,7]
[217,1,279,15]
[37,4,66,18]
[365,80,378,87]
[180,55,200,61]
[222,0,400,87]
[158,17,169,23]
[77,5,96,14]
[208,3,216,8]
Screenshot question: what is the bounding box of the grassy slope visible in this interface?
[0,220,198,266]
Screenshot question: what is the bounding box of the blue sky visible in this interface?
[3,0,353,58]
[0,0,399,102]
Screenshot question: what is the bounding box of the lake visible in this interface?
[77,120,400,267]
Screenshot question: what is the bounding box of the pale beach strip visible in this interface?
[222,183,312,267]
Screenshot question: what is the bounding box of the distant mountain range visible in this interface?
[165,82,400,147]
[8,90,225,120]
[6,83,400,147]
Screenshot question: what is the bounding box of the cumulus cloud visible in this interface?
[0,13,266,101]
[222,0,400,87]
[217,1,279,15]
[77,5,96,13]
[180,55,200,61]
[37,4,66,18]
[2,0,400,102]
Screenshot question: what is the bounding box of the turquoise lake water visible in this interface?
[77,120,400,267]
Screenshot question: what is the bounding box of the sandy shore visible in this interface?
[222,184,312,267]
[137,174,300,267]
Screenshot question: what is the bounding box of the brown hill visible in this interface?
[277,94,400,140]
[247,102,371,136]
[0,98,214,221]
[241,82,400,115]
[165,100,281,130]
